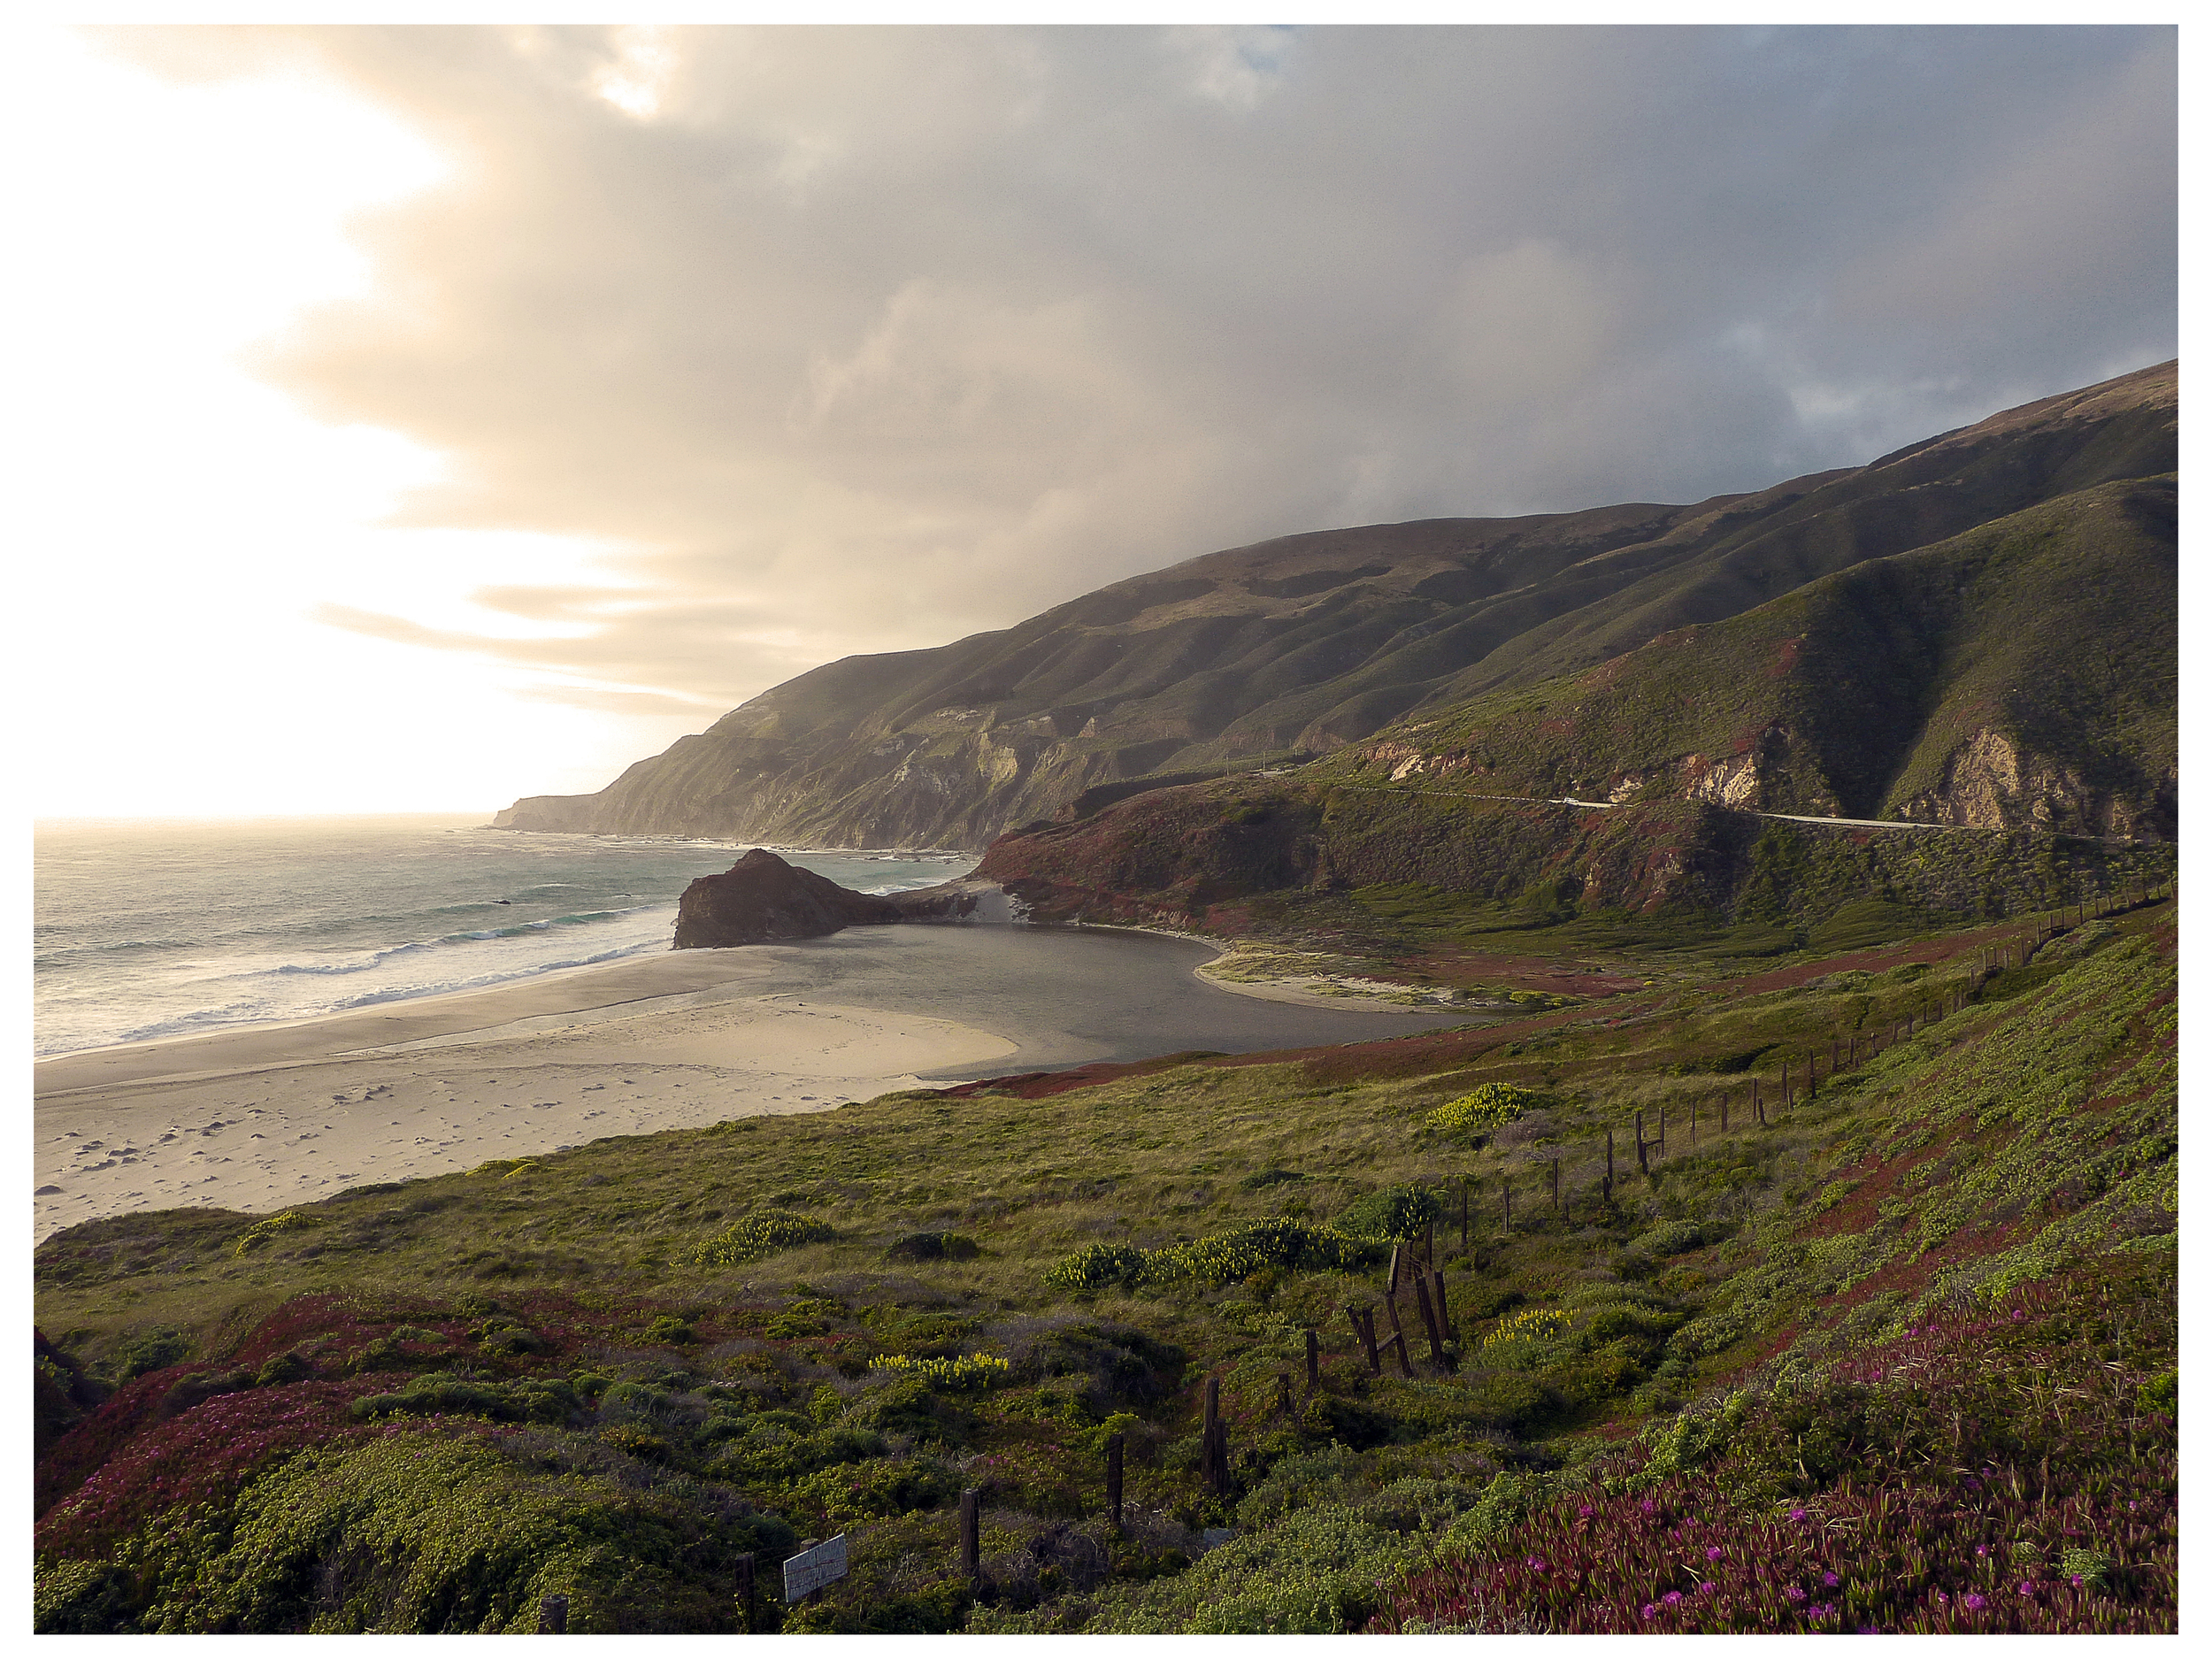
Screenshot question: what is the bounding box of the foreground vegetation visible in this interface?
[34,895,2176,1633]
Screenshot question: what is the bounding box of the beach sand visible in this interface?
[34,926,1474,1242]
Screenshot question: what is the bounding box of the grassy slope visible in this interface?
[33,897,2176,1633]
[499,365,2175,849]
[1321,475,2176,834]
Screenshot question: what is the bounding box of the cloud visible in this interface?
[128,24,2173,719]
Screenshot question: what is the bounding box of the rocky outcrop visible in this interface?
[494,362,2177,849]
[672,849,902,949]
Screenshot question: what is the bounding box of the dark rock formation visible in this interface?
[672,849,902,949]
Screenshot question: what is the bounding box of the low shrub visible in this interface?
[1426,1084,1544,1140]
[1045,1221,1380,1293]
[695,1211,834,1268]
[868,1354,1010,1390]
[1338,1186,1446,1241]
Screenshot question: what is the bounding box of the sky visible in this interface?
[15,22,2178,819]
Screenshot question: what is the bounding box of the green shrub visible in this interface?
[114,1328,190,1380]
[1426,1082,1544,1140]
[1044,1244,1150,1291]
[695,1210,833,1268]
[230,1211,319,1256]
[1338,1186,1446,1241]
[882,1231,980,1263]
[868,1353,1010,1390]
[1045,1221,1380,1292]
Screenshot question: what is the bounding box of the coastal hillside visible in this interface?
[972,471,2176,935]
[35,895,2176,1632]
[495,363,2176,850]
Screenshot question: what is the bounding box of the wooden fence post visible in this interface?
[1549,1156,1561,1215]
[538,1594,568,1635]
[1106,1434,1125,1534]
[1202,1376,1229,1495]
[1386,1242,1402,1295]
[1635,1111,1649,1177]
[1781,1059,1790,1108]
[1657,1106,1666,1155]
[1412,1271,1447,1366]
[960,1489,981,1586]
[1425,1218,1436,1269]
[1381,1294,1414,1379]
[1502,1179,1512,1230]
[1433,1269,1455,1342]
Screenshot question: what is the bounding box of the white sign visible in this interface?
[783,1534,849,1602]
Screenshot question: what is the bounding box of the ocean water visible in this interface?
[32,816,977,1057]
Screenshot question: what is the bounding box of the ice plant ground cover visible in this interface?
[1376,1266,2175,1632]
[34,899,2176,1632]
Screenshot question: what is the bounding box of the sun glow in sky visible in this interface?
[17,27,710,818]
[11,24,2177,823]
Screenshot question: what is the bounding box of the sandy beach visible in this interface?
[34,926,1471,1241]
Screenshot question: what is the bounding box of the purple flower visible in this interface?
[1786,1586,1807,1602]
[1964,1594,1987,1612]
[1640,1498,1657,1515]
[1789,1508,1808,1522]
[1525,1556,1547,1572]
[1700,1583,1715,1595]
[1707,1547,1724,1562]
[1578,1504,1595,1518]
[1641,1604,1657,1621]
[1663,1592,1683,1607]
[1823,1572,1840,1587]
[2018,1581,2037,1597]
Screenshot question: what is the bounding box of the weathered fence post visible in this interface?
[1348,1304,1380,1375]
[538,1594,568,1635]
[1635,1111,1649,1177]
[1276,1371,1294,1416]
[1433,1269,1455,1342]
[1381,1294,1414,1379]
[960,1490,981,1586]
[1502,1179,1512,1229]
[1721,1091,1728,1133]
[1413,1271,1446,1366]
[1305,1326,1320,1393]
[1202,1376,1230,1495]
[1781,1059,1790,1108]
[1106,1434,1125,1534]
[1657,1106,1666,1155]
[1425,1218,1436,1269]
[1386,1241,1402,1295]
[1550,1156,1561,1215]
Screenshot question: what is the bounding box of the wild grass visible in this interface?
[33,902,2177,1632]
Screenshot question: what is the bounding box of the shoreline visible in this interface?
[33,949,1018,1243]
[33,926,1474,1244]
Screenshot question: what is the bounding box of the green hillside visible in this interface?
[1331,474,2176,838]
[35,898,2176,1632]
[495,363,2175,849]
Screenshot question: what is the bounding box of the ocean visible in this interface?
[31,816,978,1058]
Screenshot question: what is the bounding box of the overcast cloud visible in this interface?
[112,24,2177,716]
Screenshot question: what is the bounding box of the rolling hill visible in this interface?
[495,363,2176,851]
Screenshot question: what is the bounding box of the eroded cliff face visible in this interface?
[492,363,2177,850]
[1897,728,2176,839]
